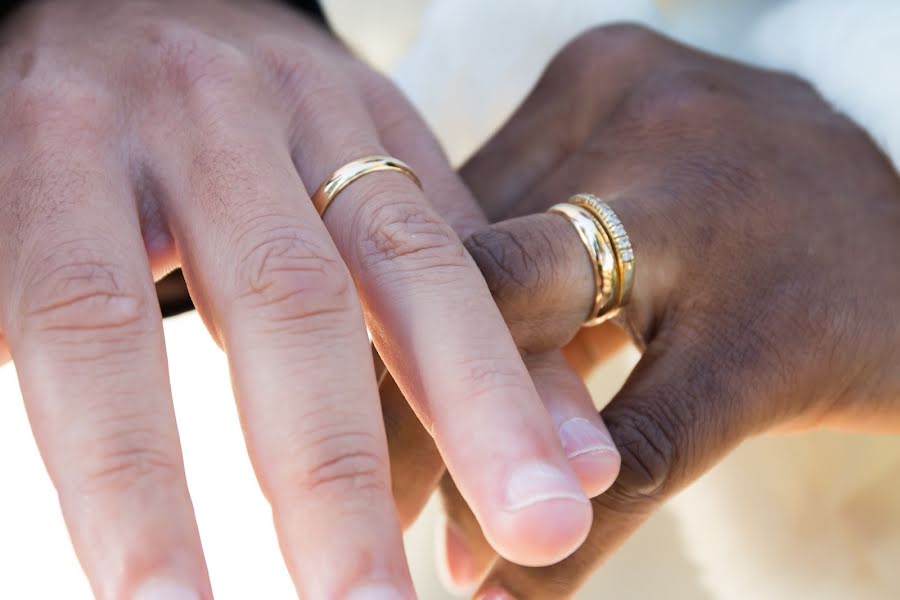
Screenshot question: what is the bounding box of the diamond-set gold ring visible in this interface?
[548,194,635,326]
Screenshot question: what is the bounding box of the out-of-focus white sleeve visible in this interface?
[751,0,900,171]
[390,0,659,163]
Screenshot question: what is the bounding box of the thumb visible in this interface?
[477,323,773,599]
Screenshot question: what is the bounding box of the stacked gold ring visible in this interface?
[548,194,635,326]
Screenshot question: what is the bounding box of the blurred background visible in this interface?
[2,0,899,598]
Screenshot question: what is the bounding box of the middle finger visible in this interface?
[144,72,413,597]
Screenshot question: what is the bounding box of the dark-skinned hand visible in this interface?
[358,23,900,599]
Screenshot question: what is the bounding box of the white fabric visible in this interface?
[336,0,900,172]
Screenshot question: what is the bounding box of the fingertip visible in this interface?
[488,496,592,567]
[477,587,517,600]
[435,517,479,594]
[558,417,621,497]
[570,448,621,497]
[483,461,592,567]
[132,577,202,600]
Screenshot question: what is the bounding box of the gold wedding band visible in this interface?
[548,203,618,321]
[311,155,422,216]
[570,194,635,308]
[549,195,635,326]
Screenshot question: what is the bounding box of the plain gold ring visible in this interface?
[569,194,635,310]
[548,203,619,325]
[311,155,422,217]
[549,195,635,326]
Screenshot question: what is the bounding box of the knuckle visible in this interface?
[557,23,663,71]
[290,76,358,137]
[357,72,403,114]
[254,39,355,131]
[353,185,465,273]
[255,36,332,100]
[775,70,817,96]
[302,443,389,500]
[19,245,150,338]
[605,402,681,501]
[456,356,531,403]
[464,226,539,307]
[536,24,669,129]
[234,223,356,324]
[6,79,115,142]
[626,67,733,125]
[755,66,821,103]
[138,19,253,102]
[76,432,182,497]
[588,22,663,48]
[357,73,418,138]
[268,419,390,506]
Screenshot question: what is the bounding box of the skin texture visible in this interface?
[0,1,624,597]
[17,6,895,597]
[446,24,900,599]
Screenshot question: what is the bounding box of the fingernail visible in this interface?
[344,583,406,600]
[504,461,587,511]
[478,587,516,600]
[133,577,199,600]
[558,417,616,459]
[444,521,477,589]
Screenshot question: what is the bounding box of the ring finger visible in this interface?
[288,70,591,566]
